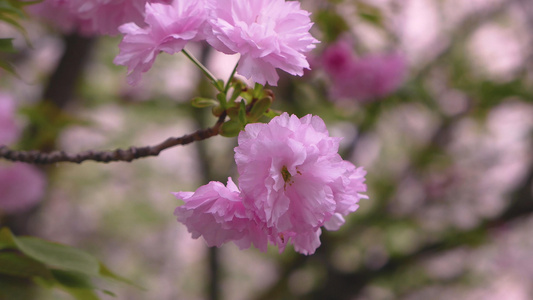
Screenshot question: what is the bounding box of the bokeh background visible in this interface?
[1,0,533,299]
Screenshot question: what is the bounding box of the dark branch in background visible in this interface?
[43,34,95,108]
[0,113,226,164]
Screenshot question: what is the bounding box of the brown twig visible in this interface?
[0,113,226,164]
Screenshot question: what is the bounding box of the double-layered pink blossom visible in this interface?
[112,0,317,86]
[205,0,319,86]
[174,114,367,255]
[114,0,208,85]
[320,39,407,102]
[235,113,367,254]
[174,178,268,251]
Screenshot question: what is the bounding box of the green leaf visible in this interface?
[0,275,36,300]
[215,79,225,92]
[0,228,138,299]
[0,228,16,250]
[98,263,141,289]
[51,270,95,290]
[191,97,218,108]
[0,38,15,53]
[248,96,272,122]
[101,290,117,297]
[0,59,19,78]
[264,109,281,119]
[60,287,101,300]
[228,81,243,105]
[252,83,264,99]
[238,100,247,125]
[220,119,243,137]
[12,235,100,276]
[0,252,53,280]
[355,2,383,27]
[0,14,30,44]
[215,92,228,108]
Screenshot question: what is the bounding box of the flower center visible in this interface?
[281,165,291,183]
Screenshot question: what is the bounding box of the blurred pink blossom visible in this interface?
[205,0,319,86]
[28,0,172,36]
[320,38,356,77]
[27,0,88,34]
[0,93,20,146]
[320,40,407,102]
[175,113,367,255]
[114,0,208,85]
[0,163,47,214]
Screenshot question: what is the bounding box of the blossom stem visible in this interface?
[182,49,220,90]
[224,63,239,94]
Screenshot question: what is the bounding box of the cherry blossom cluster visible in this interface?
[29,0,369,255]
[0,94,46,214]
[319,38,407,102]
[174,113,367,255]
[113,0,319,86]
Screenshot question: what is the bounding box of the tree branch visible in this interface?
[0,113,226,164]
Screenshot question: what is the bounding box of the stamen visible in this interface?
[281,165,291,183]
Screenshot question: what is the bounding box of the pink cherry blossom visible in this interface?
[205,0,319,86]
[235,113,367,237]
[0,93,20,146]
[174,178,268,251]
[114,0,208,85]
[174,114,367,255]
[0,163,47,214]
